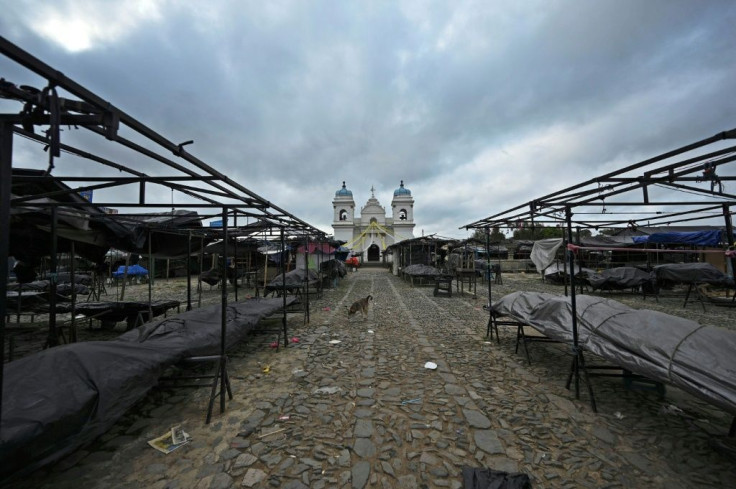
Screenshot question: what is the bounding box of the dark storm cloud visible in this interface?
[2,0,736,236]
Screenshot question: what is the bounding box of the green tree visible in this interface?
[471,227,506,243]
[596,227,621,236]
[511,223,593,240]
[511,222,560,240]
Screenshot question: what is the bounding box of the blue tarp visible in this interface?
[631,230,722,246]
[111,264,149,278]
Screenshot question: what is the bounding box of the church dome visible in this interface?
[393,180,411,197]
[335,181,353,197]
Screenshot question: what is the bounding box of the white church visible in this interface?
[332,181,416,262]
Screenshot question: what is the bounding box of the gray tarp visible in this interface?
[0,298,294,482]
[267,268,320,288]
[320,259,347,279]
[56,300,180,329]
[542,262,593,283]
[654,263,732,285]
[530,238,563,274]
[264,268,321,296]
[580,234,638,247]
[403,264,441,276]
[585,267,655,291]
[491,292,736,415]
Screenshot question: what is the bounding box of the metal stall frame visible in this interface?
[0,37,327,429]
[463,127,736,417]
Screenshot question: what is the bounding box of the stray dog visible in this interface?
[347,295,372,320]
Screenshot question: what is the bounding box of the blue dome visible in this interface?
[393,180,411,196]
[335,181,353,197]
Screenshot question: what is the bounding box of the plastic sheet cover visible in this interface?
[111,264,149,278]
[632,230,722,246]
[56,300,180,327]
[402,264,441,276]
[585,267,655,291]
[542,262,592,282]
[492,292,736,415]
[267,268,320,288]
[654,263,732,285]
[530,238,563,274]
[0,297,294,482]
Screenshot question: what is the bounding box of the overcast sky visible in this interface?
[2,0,736,239]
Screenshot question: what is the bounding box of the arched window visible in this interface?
[399,209,407,220]
[339,209,347,221]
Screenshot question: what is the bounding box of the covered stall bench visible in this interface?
[56,299,181,331]
[490,291,736,425]
[0,297,294,484]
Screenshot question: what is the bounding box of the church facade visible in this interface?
[332,181,415,262]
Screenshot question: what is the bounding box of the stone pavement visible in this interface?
[11,268,736,488]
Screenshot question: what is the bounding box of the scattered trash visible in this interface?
[269,342,279,349]
[148,425,191,454]
[292,368,304,375]
[278,415,290,421]
[424,361,437,370]
[614,411,624,419]
[314,386,341,394]
[262,365,271,374]
[329,339,342,344]
[323,306,331,311]
[401,398,421,405]
[259,427,287,440]
[660,403,687,417]
[367,330,374,334]
[290,337,300,343]
[170,424,186,445]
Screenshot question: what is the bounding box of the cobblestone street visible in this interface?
[12,267,736,489]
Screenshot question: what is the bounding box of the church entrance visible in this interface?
[367,244,381,262]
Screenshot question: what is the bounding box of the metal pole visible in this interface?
[0,121,14,432]
[233,214,238,302]
[563,233,569,297]
[148,230,153,322]
[304,233,310,324]
[576,226,583,294]
[246,219,252,290]
[723,204,736,296]
[485,228,492,304]
[198,235,203,308]
[186,231,192,311]
[119,252,130,301]
[70,241,76,342]
[220,206,228,414]
[565,205,596,411]
[485,228,494,340]
[565,206,579,395]
[281,227,288,347]
[47,207,59,347]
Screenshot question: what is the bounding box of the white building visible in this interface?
[332,181,415,262]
